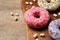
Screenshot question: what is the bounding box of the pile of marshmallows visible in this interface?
[10,12,19,21]
[33,33,45,40]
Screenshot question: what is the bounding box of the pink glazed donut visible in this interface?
[24,7,50,28]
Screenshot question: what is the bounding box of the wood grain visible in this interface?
[21,0,60,40]
[0,0,26,40]
[0,10,26,40]
[0,0,20,10]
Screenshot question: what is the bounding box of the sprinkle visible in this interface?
[33,0,36,1]
[35,38,38,40]
[33,34,38,39]
[40,33,45,37]
[53,14,57,17]
[25,1,29,4]
[10,12,14,16]
[15,13,19,16]
[58,12,60,15]
[30,2,33,5]
[43,3,46,6]
[55,32,59,36]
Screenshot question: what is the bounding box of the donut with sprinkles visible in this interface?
[38,0,60,11]
[48,19,60,40]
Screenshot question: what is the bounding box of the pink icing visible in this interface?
[24,7,50,28]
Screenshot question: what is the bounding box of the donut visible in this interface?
[24,7,50,28]
[38,0,60,11]
[48,19,60,40]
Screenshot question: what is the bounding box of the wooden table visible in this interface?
[0,0,26,40]
[21,0,60,40]
[0,10,26,40]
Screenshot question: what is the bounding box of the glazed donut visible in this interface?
[48,19,60,40]
[24,7,50,28]
[38,0,60,11]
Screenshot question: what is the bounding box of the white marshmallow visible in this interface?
[40,33,45,37]
[30,2,33,5]
[35,38,38,40]
[58,12,60,15]
[15,13,19,16]
[53,14,57,17]
[14,17,18,21]
[25,1,29,4]
[33,34,38,39]
[10,12,14,16]
[32,6,35,8]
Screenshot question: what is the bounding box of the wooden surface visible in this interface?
[21,0,60,40]
[0,10,26,40]
[0,0,26,40]
[0,0,21,10]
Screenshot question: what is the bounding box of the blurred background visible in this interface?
[0,0,21,10]
[0,0,26,40]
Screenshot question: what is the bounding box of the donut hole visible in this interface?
[46,0,51,3]
[33,12,40,18]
